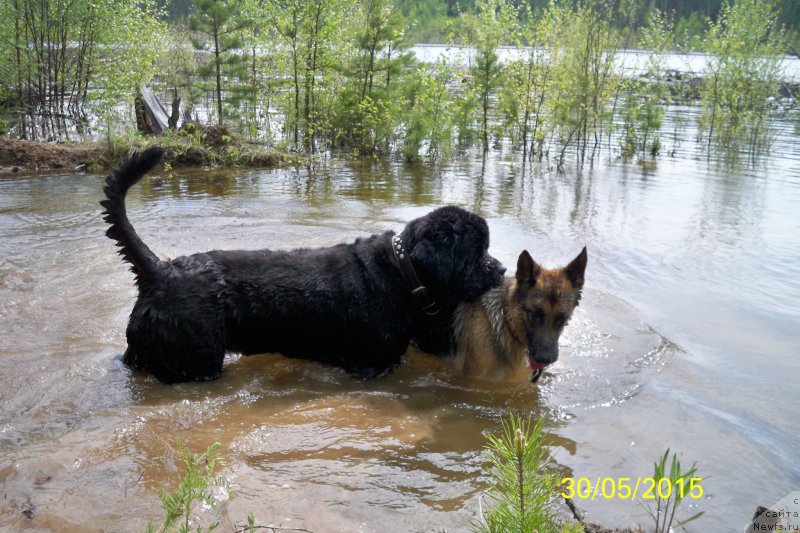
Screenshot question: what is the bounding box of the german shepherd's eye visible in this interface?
[554,313,568,328]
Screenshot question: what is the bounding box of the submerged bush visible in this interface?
[700,0,786,159]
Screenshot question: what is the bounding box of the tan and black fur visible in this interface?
[452,247,587,381]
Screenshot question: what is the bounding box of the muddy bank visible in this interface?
[0,136,106,174]
[0,126,300,175]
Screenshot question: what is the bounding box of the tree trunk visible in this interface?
[169,88,181,130]
[214,26,223,125]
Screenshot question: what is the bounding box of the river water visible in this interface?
[410,44,800,82]
[1,104,799,531]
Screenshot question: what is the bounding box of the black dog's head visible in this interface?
[401,206,505,310]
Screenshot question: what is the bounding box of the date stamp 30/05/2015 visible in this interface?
[561,476,704,501]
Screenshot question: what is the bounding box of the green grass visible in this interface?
[642,449,704,533]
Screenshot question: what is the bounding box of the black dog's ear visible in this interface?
[408,238,439,269]
[516,250,541,287]
[566,246,588,288]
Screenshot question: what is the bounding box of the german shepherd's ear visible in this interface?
[566,247,588,288]
[516,250,542,287]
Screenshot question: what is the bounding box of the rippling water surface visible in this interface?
[1,109,799,531]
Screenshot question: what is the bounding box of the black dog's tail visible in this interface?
[100,147,164,287]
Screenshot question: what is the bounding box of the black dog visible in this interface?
[101,147,504,383]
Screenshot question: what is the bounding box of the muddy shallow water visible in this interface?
[2,113,799,531]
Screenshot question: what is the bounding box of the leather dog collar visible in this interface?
[391,234,440,316]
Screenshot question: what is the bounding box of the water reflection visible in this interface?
[136,168,259,199]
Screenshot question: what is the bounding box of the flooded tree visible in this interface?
[400,59,458,161]
[497,2,561,159]
[544,0,621,169]
[332,0,414,154]
[0,0,164,140]
[700,0,786,159]
[462,0,517,151]
[620,9,672,160]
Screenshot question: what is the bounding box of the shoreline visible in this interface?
[0,129,302,175]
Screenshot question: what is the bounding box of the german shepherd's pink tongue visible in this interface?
[529,357,548,383]
[529,358,547,371]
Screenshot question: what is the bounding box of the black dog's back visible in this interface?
[208,238,412,374]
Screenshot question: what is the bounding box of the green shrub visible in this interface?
[147,441,230,533]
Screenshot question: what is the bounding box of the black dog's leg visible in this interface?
[126,341,225,384]
[124,302,227,383]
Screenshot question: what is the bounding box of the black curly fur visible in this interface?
[101,149,505,383]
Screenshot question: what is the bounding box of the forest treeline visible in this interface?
[160,0,800,48]
[0,0,795,167]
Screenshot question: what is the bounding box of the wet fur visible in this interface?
[452,248,587,381]
[101,147,504,383]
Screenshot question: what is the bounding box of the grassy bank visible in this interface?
[0,126,302,175]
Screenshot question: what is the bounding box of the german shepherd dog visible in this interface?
[101,147,505,383]
[451,247,587,382]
